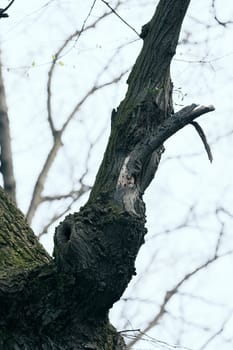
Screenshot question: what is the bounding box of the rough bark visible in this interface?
[0,53,16,203]
[0,0,215,349]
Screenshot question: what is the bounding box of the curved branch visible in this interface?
[190,120,213,163]
[47,5,120,136]
[27,71,127,224]
[0,0,15,18]
[26,133,62,224]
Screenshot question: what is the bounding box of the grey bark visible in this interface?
[0,52,16,203]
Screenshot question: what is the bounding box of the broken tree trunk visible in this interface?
[0,0,214,349]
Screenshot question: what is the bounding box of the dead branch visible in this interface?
[190,121,213,163]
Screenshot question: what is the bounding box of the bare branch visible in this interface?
[0,54,16,203]
[38,127,106,237]
[26,133,62,224]
[211,0,233,27]
[0,0,15,18]
[27,64,127,225]
[125,330,193,350]
[41,185,90,203]
[38,183,90,239]
[127,250,233,348]
[47,4,120,137]
[100,0,140,37]
[126,104,215,192]
[61,69,129,132]
[150,104,215,150]
[190,121,213,163]
[199,311,233,350]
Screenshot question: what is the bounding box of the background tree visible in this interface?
[0,0,233,349]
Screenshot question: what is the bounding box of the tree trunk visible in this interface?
[0,0,214,349]
[0,52,16,203]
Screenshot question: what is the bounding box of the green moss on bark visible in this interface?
[0,186,50,278]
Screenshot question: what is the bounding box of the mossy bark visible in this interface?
[0,1,215,349]
[0,186,50,278]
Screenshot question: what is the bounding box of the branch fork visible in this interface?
[114,103,214,216]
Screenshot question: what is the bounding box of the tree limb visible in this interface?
[47,3,121,137]
[27,70,127,224]
[190,121,213,163]
[0,0,15,18]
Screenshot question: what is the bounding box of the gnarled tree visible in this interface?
[0,0,214,349]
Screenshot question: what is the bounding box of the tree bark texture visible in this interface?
[0,0,215,349]
[0,53,16,203]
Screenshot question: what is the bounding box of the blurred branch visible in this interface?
[38,124,107,238]
[211,0,233,26]
[38,183,90,239]
[0,53,16,203]
[148,204,198,240]
[26,132,62,224]
[199,311,233,350]
[167,310,212,332]
[27,61,128,225]
[61,69,129,132]
[41,185,91,203]
[127,243,233,348]
[178,291,231,309]
[125,330,193,350]
[26,2,127,225]
[47,5,113,136]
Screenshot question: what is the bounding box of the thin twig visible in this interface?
[100,0,140,37]
[211,0,233,26]
[41,186,91,203]
[199,311,233,350]
[47,9,110,136]
[27,2,126,224]
[127,250,233,348]
[27,70,127,224]
[38,184,90,239]
[61,69,129,132]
